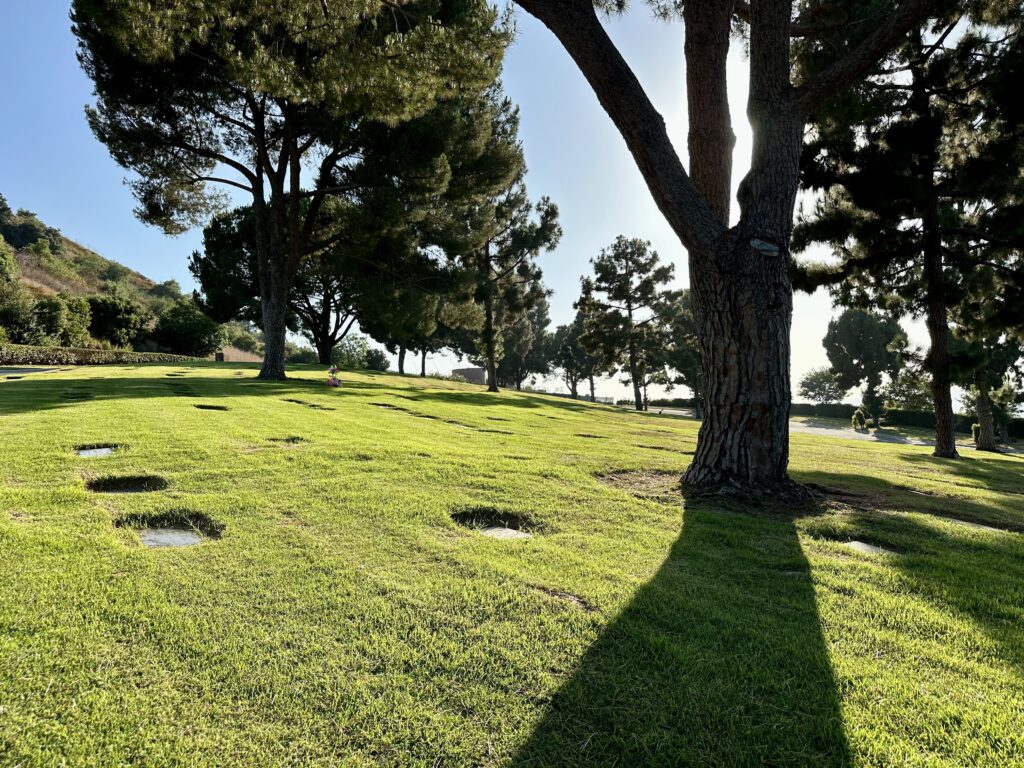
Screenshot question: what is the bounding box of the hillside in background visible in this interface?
[2,192,179,314]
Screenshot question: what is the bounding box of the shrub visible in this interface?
[285,344,319,364]
[0,344,194,366]
[0,235,17,285]
[882,408,973,434]
[151,299,224,357]
[851,408,868,431]
[149,279,182,299]
[33,292,91,348]
[0,283,39,344]
[972,423,980,443]
[646,397,698,408]
[365,348,390,372]
[222,321,263,353]
[332,335,371,369]
[88,293,150,348]
[790,402,859,419]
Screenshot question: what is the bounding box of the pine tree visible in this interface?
[580,237,674,412]
[512,0,938,496]
[795,3,1024,457]
[74,0,506,379]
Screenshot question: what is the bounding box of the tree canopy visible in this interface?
[74,0,508,379]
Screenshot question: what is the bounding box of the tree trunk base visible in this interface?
[681,473,820,508]
[256,368,287,381]
[931,447,961,459]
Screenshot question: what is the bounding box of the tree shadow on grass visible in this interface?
[790,479,1024,676]
[798,460,1024,531]
[0,371,609,418]
[509,498,849,767]
[896,452,1024,495]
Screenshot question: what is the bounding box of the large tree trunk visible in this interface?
[259,283,289,380]
[256,208,289,380]
[685,227,797,494]
[568,378,578,399]
[910,52,959,460]
[974,367,997,452]
[627,341,643,411]
[420,350,427,377]
[484,295,499,393]
[397,346,406,375]
[923,201,959,459]
[863,374,882,422]
[514,0,930,499]
[588,375,595,403]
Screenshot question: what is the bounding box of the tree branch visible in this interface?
[795,0,940,113]
[734,1,850,37]
[514,0,725,252]
[192,176,254,193]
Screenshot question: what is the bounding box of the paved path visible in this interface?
[1,368,57,376]
[644,407,1022,455]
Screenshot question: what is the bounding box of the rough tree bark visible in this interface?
[257,196,291,381]
[626,340,643,410]
[514,0,938,497]
[483,294,499,392]
[863,373,882,420]
[909,50,959,460]
[974,367,997,452]
[922,191,959,458]
[684,6,805,494]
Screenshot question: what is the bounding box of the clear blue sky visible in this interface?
[0,1,925,398]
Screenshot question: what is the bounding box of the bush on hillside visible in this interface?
[0,283,39,344]
[33,292,92,348]
[0,235,17,285]
[222,321,263,353]
[87,293,150,348]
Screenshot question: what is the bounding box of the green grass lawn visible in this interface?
[2,363,1023,766]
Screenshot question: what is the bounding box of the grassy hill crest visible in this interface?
[2,192,176,313]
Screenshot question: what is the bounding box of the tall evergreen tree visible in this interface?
[823,309,906,419]
[553,304,608,401]
[74,0,506,380]
[580,237,674,412]
[466,187,560,392]
[511,0,938,496]
[795,3,1024,456]
[496,294,554,390]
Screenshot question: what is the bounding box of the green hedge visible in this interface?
[881,408,974,434]
[790,402,859,419]
[0,344,196,366]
